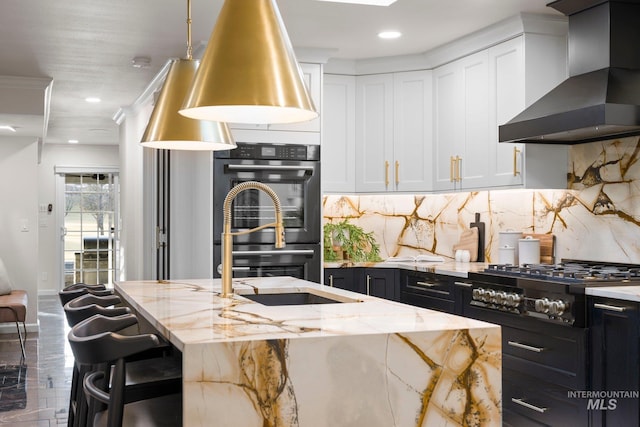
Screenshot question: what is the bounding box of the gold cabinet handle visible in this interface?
[385,161,389,187]
[366,274,371,295]
[395,160,399,186]
[456,156,462,182]
[450,156,455,182]
[513,147,521,176]
[328,274,334,287]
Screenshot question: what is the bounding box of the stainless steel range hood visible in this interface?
[499,0,640,144]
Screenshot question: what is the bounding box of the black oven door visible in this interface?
[213,158,320,244]
[213,243,321,283]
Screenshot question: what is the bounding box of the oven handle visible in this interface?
[507,341,545,353]
[227,164,315,172]
[511,398,548,413]
[232,249,316,257]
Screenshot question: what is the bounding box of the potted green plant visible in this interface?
[323,220,382,262]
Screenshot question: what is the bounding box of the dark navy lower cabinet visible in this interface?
[324,267,399,301]
[589,296,640,427]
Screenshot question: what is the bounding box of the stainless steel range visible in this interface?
[467,260,640,327]
[459,260,640,426]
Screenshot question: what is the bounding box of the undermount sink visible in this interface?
[239,290,361,306]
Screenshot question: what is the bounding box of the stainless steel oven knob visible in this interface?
[506,293,521,307]
[495,291,507,305]
[549,300,566,316]
[485,290,496,303]
[534,298,550,313]
[472,288,483,300]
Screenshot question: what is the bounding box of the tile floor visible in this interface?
[0,295,72,426]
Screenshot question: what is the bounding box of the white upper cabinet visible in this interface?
[488,37,526,187]
[393,71,433,192]
[355,74,393,192]
[355,70,432,192]
[433,51,490,191]
[434,33,568,191]
[269,62,322,132]
[322,74,356,193]
[229,62,322,145]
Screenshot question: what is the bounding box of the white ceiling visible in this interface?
[0,0,562,146]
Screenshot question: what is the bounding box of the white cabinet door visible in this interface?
[355,74,394,192]
[322,74,356,193]
[433,62,462,190]
[393,70,433,192]
[488,37,525,187]
[433,52,489,191]
[228,63,322,141]
[270,62,322,132]
[459,51,490,189]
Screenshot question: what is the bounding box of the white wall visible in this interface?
[118,101,154,281]
[37,144,119,295]
[0,136,40,329]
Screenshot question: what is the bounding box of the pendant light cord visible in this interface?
[186,0,193,60]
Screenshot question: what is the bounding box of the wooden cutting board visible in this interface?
[523,233,555,264]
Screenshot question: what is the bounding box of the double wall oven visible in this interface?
[213,142,321,282]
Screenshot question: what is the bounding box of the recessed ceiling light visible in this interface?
[68,139,79,144]
[85,97,101,103]
[378,31,402,39]
[131,56,151,68]
[0,125,16,132]
[316,0,397,5]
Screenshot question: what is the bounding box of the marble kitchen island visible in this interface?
[115,276,501,427]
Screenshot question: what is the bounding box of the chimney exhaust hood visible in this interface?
[499,0,640,144]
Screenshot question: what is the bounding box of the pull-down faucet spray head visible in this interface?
[221,181,286,297]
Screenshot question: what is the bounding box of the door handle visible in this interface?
[511,398,547,413]
[594,303,627,312]
[513,147,521,176]
[450,156,455,182]
[385,161,390,187]
[366,274,371,295]
[507,341,544,353]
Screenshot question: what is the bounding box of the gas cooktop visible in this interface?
[481,260,640,285]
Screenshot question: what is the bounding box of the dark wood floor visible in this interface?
[0,295,71,426]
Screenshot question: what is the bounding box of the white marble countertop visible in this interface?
[324,260,489,278]
[585,285,640,302]
[114,276,498,352]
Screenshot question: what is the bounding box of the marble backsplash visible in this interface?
[323,137,640,264]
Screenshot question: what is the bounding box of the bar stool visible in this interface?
[63,294,130,328]
[68,314,182,427]
[64,295,181,427]
[59,283,113,306]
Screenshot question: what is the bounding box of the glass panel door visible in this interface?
[62,173,119,286]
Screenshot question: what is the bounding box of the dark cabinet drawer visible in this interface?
[502,326,587,388]
[404,272,453,298]
[400,270,455,313]
[504,369,588,427]
[401,291,455,313]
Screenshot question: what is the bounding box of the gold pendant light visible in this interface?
[179,0,318,125]
[140,0,235,150]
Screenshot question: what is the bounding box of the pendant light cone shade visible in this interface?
[141,58,236,150]
[179,0,317,124]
